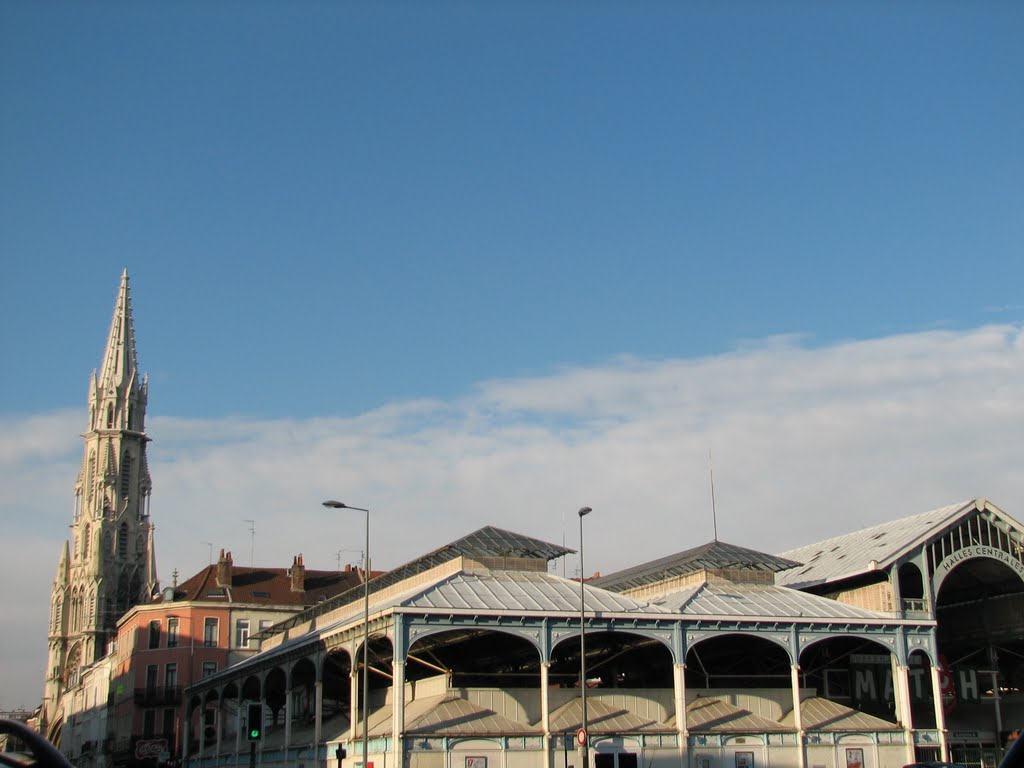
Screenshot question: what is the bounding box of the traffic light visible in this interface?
[247,703,263,741]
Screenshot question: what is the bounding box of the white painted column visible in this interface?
[674,663,688,767]
[791,665,806,768]
[894,664,915,764]
[541,662,551,768]
[930,666,949,760]
[392,660,406,768]
[214,704,222,757]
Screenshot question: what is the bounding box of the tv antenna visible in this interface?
[243,519,255,565]
[203,542,214,564]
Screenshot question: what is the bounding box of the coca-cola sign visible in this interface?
[135,739,168,760]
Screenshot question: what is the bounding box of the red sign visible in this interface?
[576,728,587,746]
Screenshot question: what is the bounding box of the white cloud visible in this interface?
[2,324,1023,709]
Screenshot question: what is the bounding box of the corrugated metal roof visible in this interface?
[593,541,803,593]
[679,697,790,733]
[653,581,896,621]
[777,499,981,589]
[267,526,571,636]
[549,697,670,733]
[370,694,536,737]
[781,697,900,731]
[399,569,670,616]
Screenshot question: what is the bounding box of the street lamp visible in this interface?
[578,506,593,767]
[323,500,370,768]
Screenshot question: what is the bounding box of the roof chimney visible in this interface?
[216,549,233,588]
[289,554,306,592]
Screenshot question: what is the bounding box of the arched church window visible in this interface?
[83,524,91,561]
[118,522,129,558]
[107,404,114,428]
[87,452,96,491]
[120,453,132,497]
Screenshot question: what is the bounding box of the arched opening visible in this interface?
[264,667,288,727]
[321,649,353,737]
[799,636,899,723]
[687,634,791,690]
[898,561,926,609]
[290,658,318,729]
[407,628,541,688]
[935,555,1024,753]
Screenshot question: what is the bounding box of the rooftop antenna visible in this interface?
[203,542,213,565]
[562,508,567,577]
[243,519,255,565]
[709,449,719,542]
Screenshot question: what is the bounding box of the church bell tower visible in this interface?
[43,270,158,730]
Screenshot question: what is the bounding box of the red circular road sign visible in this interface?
[576,728,587,746]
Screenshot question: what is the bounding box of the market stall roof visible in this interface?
[653,580,900,622]
[397,568,666,616]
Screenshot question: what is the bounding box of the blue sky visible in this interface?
[1,2,1023,709]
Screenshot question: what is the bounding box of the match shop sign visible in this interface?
[136,738,169,761]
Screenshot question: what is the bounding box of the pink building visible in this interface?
[106,550,363,768]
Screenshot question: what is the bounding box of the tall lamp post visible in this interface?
[323,500,370,768]
[578,506,593,767]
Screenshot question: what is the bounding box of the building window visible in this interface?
[148,620,161,649]
[120,453,132,497]
[259,619,273,632]
[162,708,175,739]
[118,522,129,558]
[203,617,218,647]
[164,663,177,690]
[143,709,155,738]
[145,665,158,692]
[235,619,250,649]
[167,618,179,648]
[202,661,217,678]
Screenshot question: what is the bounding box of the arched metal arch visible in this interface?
[549,623,676,664]
[797,630,903,664]
[686,628,796,664]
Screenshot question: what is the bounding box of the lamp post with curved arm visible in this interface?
[578,506,593,766]
[323,500,370,768]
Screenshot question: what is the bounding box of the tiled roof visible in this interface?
[171,563,362,607]
[593,540,803,593]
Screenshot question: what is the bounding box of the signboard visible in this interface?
[466,759,487,768]
[933,545,1024,594]
[846,748,864,768]
[577,728,588,746]
[135,739,168,760]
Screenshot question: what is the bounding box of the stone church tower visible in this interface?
[42,271,159,732]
